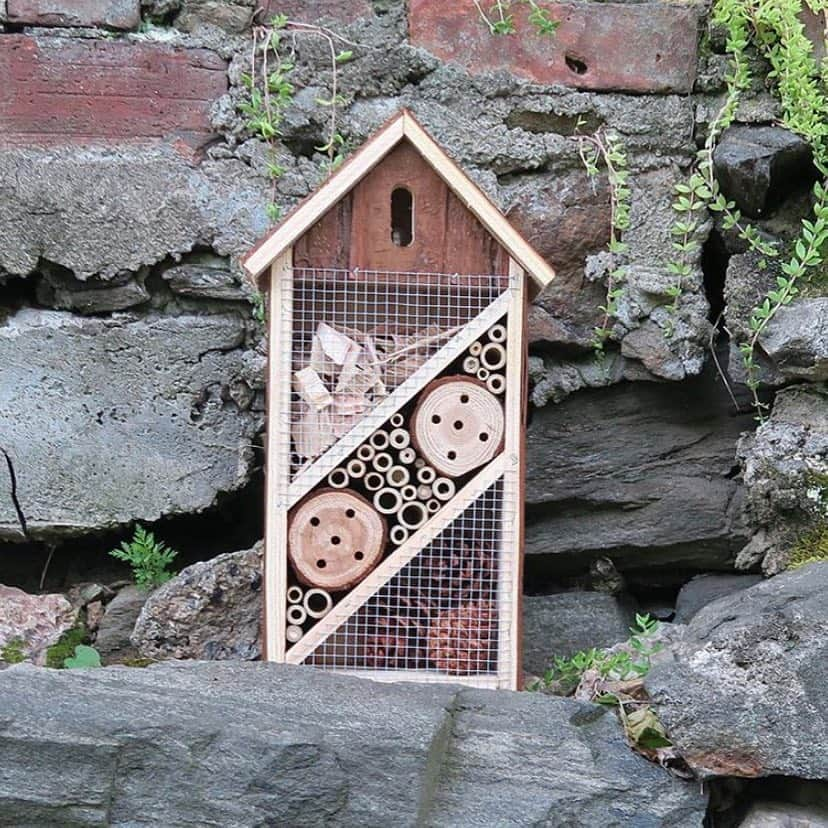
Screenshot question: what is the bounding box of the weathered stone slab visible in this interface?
[409,1,701,94]
[0,144,270,279]
[0,36,226,145]
[525,364,752,571]
[647,563,828,780]
[5,0,140,29]
[0,661,707,825]
[0,309,259,540]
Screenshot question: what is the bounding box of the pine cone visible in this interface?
[427,600,497,675]
[362,612,428,669]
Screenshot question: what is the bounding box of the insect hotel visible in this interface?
[243,111,554,689]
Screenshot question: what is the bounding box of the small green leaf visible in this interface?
[63,645,102,669]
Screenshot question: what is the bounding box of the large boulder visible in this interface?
[0,661,707,825]
[132,543,262,661]
[526,363,753,575]
[0,309,260,540]
[713,125,815,218]
[522,592,634,675]
[0,585,77,665]
[759,298,828,383]
[646,563,828,780]
[736,384,828,574]
[674,573,763,623]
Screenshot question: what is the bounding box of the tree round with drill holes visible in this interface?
[288,489,386,590]
[411,376,504,477]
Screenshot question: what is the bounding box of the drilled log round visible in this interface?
[411,376,504,477]
[427,600,497,675]
[288,488,386,590]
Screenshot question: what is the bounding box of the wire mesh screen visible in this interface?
[303,478,510,677]
[284,268,507,482]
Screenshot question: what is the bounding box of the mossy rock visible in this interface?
[0,638,26,665]
[788,522,828,570]
[45,624,89,669]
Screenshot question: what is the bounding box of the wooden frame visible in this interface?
[250,111,550,689]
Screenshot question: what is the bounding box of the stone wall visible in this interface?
[0,0,824,586]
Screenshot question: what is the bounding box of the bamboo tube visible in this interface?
[463,356,480,374]
[373,451,393,472]
[401,484,418,502]
[357,444,375,462]
[286,585,304,605]
[287,604,307,625]
[417,484,432,500]
[286,625,304,643]
[390,413,404,428]
[389,428,411,449]
[469,341,482,357]
[488,323,507,343]
[427,499,441,514]
[374,487,402,515]
[387,465,410,487]
[476,367,490,381]
[433,477,456,501]
[480,342,507,370]
[304,588,333,619]
[487,374,506,395]
[364,471,384,492]
[417,465,436,484]
[399,447,416,465]
[346,458,367,479]
[369,430,389,450]
[398,501,428,530]
[414,457,426,469]
[327,468,349,489]
[390,525,409,546]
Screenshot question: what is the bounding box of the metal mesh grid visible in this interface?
[303,479,509,677]
[283,268,506,482]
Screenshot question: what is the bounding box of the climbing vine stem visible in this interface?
[240,14,355,222]
[668,0,828,420]
[573,128,632,357]
[473,0,559,36]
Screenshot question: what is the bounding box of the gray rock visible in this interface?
[760,299,828,382]
[523,592,634,675]
[526,363,753,572]
[647,563,828,780]
[714,125,815,218]
[739,802,828,828]
[132,542,262,661]
[161,253,248,301]
[0,144,270,280]
[0,661,707,825]
[736,384,828,574]
[0,308,260,540]
[674,573,763,623]
[95,586,148,664]
[35,270,150,315]
[0,585,77,666]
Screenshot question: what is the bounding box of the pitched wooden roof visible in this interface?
[242,110,555,289]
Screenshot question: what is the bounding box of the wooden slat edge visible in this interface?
[401,112,556,290]
[244,116,406,278]
[286,291,512,506]
[286,454,506,664]
[264,250,293,661]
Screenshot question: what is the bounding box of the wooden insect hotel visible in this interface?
[243,110,554,689]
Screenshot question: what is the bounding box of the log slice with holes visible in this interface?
[288,488,386,590]
[410,376,504,477]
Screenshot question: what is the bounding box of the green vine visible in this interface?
[573,128,632,357]
[473,0,559,36]
[672,0,828,420]
[239,15,354,223]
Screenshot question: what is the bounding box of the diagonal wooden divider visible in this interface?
[286,291,512,508]
[286,453,506,664]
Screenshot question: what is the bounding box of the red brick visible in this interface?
[409,1,701,94]
[0,36,227,146]
[6,0,140,30]
[260,0,373,26]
